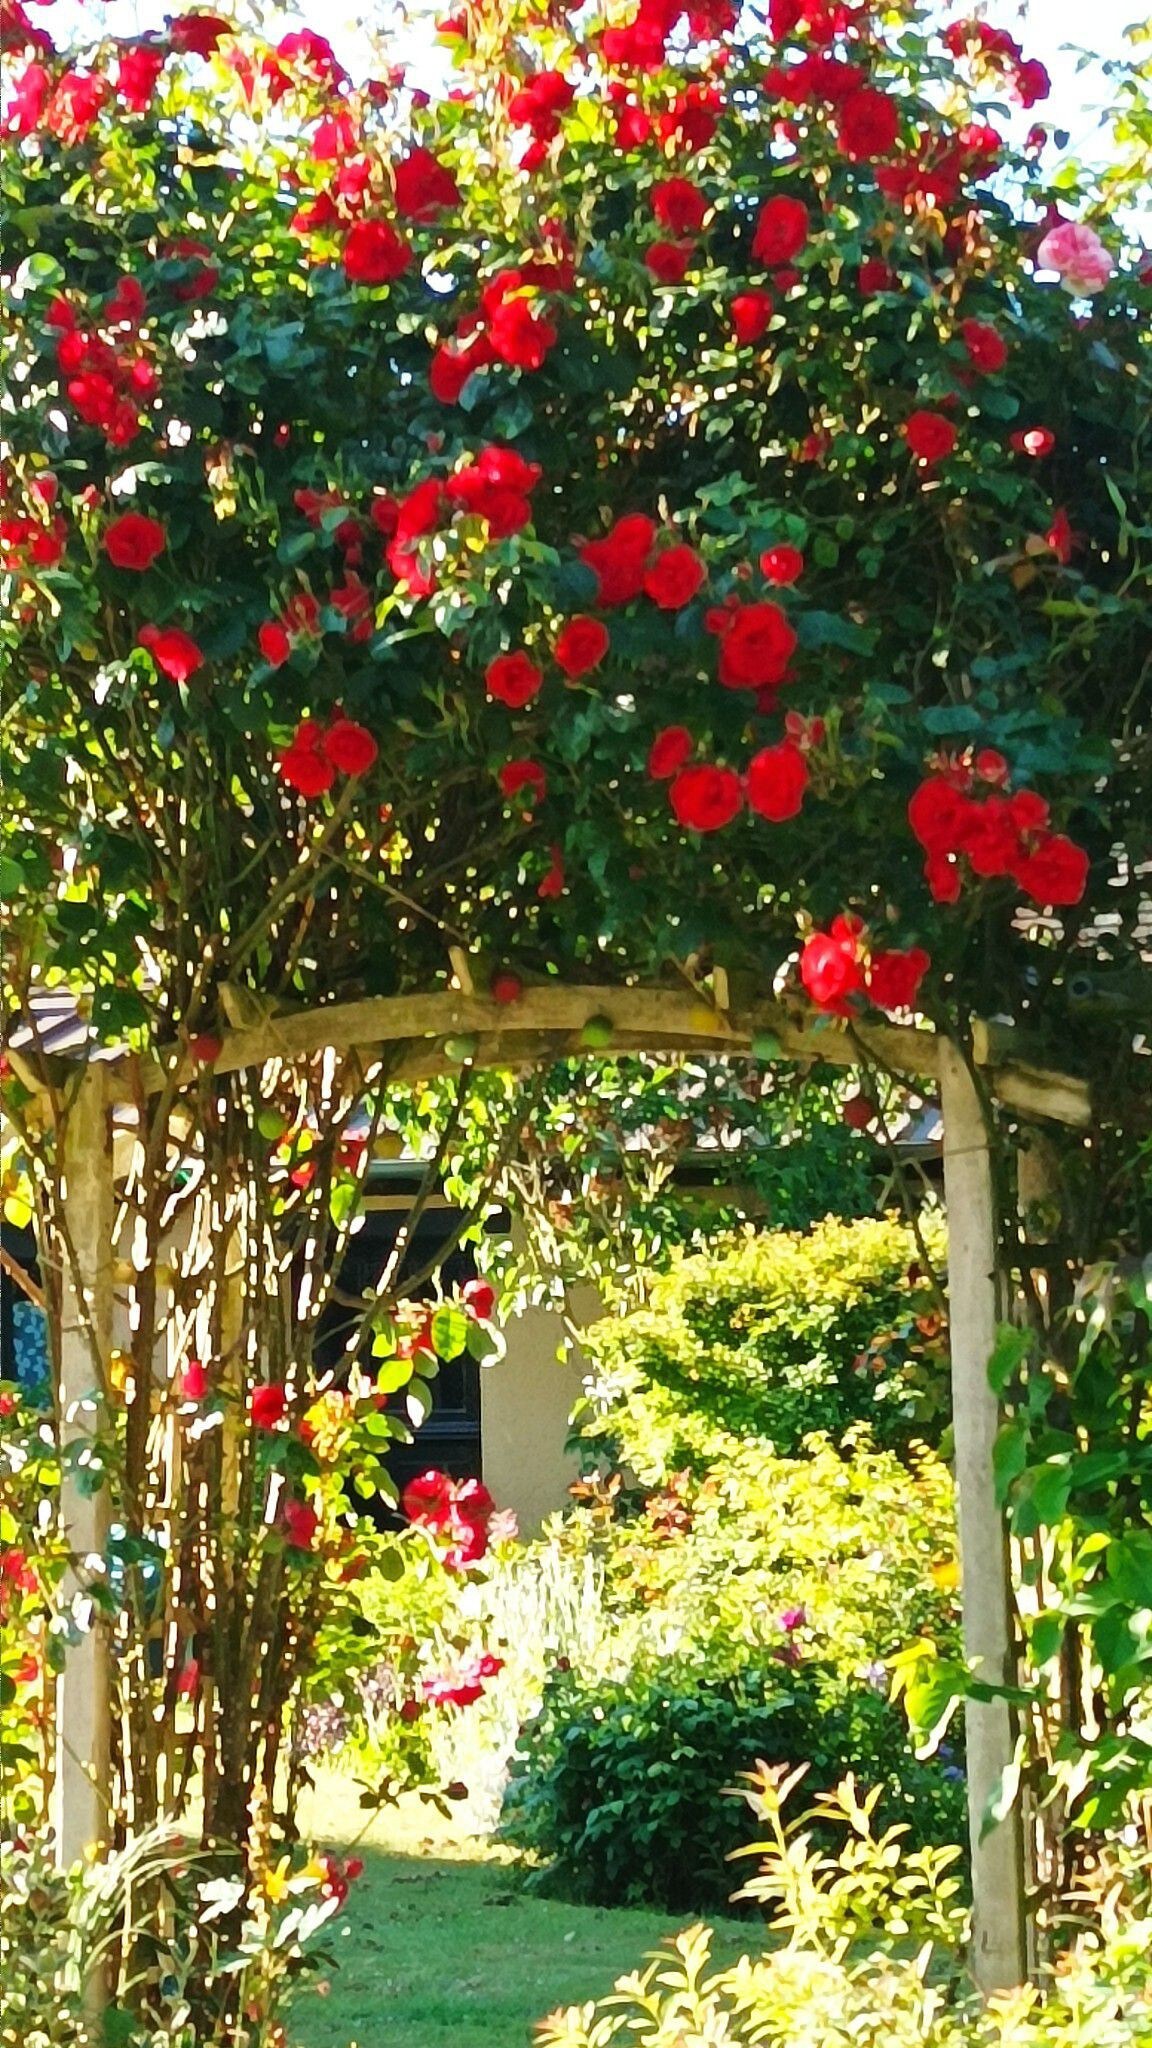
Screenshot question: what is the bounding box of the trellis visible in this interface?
[32,982,1092,1997]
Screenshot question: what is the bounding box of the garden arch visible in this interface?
[34,981,1092,1995]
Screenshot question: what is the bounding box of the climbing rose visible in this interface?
[645,240,693,283]
[746,742,808,822]
[1036,220,1114,296]
[537,844,565,898]
[908,775,971,853]
[643,544,705,610]
[280,727,336,797]
[867,947,930,1013]
[648,727,693,779]
[462,1277,497,1320]
[857,256,897,295]
[903,411,957,463]
[759,544,804,585]
[1045,507,1075,563]
[138,624,203,683]
[961,319,1008,372]
[669,764,742,832]
[343,218,411,284]
[651,176,707,234]
[730,289,774,344]
[714,601,797,689]
[751,195,809,266]
[169,13,231,56]
[250,1384,288,1430]
[554,616,609,678]
[181,1360,209,1400]
[837,86,899,160]
[258,620,291,667]
[323,719,378,776]
[498,758,546,802]
[580,514,656,606]
[402,1470,454,1524]
[116,44,165,111]
[487,292,557,369]
[394,145,460,219]
[1014,834,1089,907]
[103,511,166,570]
[281,1498,319,1550]
[485,650,543,708]
[46,70,109,145]
[800,921,865,1013]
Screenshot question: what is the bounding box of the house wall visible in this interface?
[480,1278,604,1534]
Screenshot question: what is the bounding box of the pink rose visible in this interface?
[1036,222,1114,297]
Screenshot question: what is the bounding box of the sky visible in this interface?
[56,0,1150,165]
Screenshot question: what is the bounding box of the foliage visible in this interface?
[574,1211,949,1470]
[500,1656,966,1910]
[0,1822,355,2047]
[535,1763,1152,2047]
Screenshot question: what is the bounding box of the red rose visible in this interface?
[837,86,899,160]
[537,844,565,898]
[430,333,493,403]
[490,970,523,1005]
[645,240,693,284]
[714,601,797,689]
[554,616,609,678]
[282,1498,319,1550]
[730,288,774,345]
[394,145,460,219]
[181,1360,209,1400]
[908,775,972,852]
[138,624,204,683]
[963,798,1020,878]
[250,1384,288,1430]
[903,410,958,463]
[800,929,864,1013]
[403,1469,455,1526]
[323,719,378,776]
[279,722,337,797]
[960,318,1008,372]
[169,13,231,57]
[1010,426,1055,458]
[651,177,707,235]
[759,544,804,586]
[643,543,705,610]
[579,514,656,606]
[343,218,411,286]
[867,946,930,1014]
[1045,508,1075,564]
[486,650,543,708]
[1013,833,1089,907]
[925,852,962,903]
[488,293,557,370]
[648,726,693,779]
[46,70,109,146]
[103,510,166,571]
[462,1277,496,1320]
[116,44,165,112]
[857,256,897,295]
[669,764,743,832]
[498,758,546,802]
[746,741,808,822]
[1007,788,1049,833]
[258,620,291,667]
[751,194,809,267]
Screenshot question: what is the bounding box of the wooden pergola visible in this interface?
[38,980,1092,1995]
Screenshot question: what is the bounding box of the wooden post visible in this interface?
[939,1040,1028,1994]
[53,1066,114,1873]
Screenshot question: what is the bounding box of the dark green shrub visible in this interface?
[500,1656,966,1912]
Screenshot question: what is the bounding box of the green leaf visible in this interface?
[431,1302,469,1361]
[986,1324,1032,1394]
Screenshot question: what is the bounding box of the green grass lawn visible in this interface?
[289,1774,756,2048]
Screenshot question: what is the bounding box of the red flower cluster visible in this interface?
[508,67,574,168]
[908,757,1089,907]
[580,516,704,612]
[116,42,166,113]
[51,280,157,447]
[431,256,564,402]
[0,477,66,579]
[421,1650,504,1707]
[279,716,378,796]
[443,444,542,538]
[800,913,930,1017]
[402,1469,497,1571]
[646,175,710,282]
[394,145,460,220]
[943,17,1051,110]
